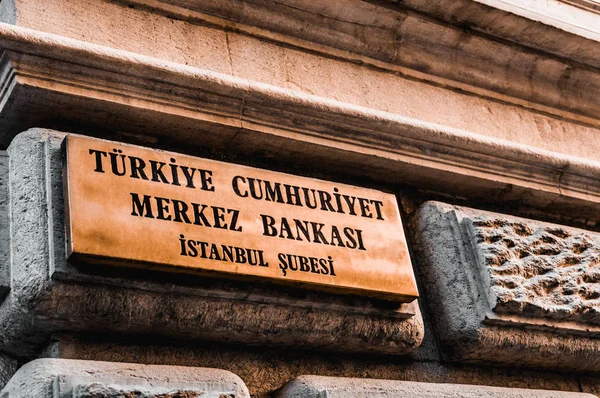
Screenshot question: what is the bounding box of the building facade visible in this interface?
[0,0,600,396]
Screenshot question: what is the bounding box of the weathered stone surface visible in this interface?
[0,25,599,224]
[413,201,600,371]
[578,376,600,397]
[63,134,418,302]
[42,334,585,398]
[0,358,249,397]
[0,128,423,359]
[470,214,600,324]
[0,151,9,298]
[277,375,595,398]
[0,354,16,391]
[5,0,600,153]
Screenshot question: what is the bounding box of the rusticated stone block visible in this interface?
[413,201,600,371]
[0,354,16,391]
[277,375,594,397]
[0,358,249,397]
[0,151,9,299]
[0,128,422,359]
[472,214,600,324]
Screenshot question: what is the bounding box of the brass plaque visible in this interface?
[64,135,418,302]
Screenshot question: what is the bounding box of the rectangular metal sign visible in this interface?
[63,135,419,301]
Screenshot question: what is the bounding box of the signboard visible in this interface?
[63,135,418,302]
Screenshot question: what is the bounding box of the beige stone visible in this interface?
[0,0,597,395]
[470,213,600,325]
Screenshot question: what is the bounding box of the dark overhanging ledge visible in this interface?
[0,24,599,224]
[383,0,600,66]
[121,0,600,128]
[0,151,9,300]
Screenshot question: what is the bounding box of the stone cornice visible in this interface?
[399,0,600,47]
[0,24,600,222]
[121,0,600,128]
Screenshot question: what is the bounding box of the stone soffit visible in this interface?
[0,23,600,222]
[475,0,600,39]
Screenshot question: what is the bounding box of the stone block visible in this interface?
[0,358,249,397]
[0,128,423,359]
[277,375,594,398]
[40,333,586,397]
[0,25,600,225]
[2,0,232,74]
[0,354,16,391]
[413,201,600,371]
[578,376,600,396]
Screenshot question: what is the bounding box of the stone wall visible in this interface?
[0,0,599,397]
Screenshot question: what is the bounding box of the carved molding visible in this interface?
[0,25,599,222]
[120,0,600,128]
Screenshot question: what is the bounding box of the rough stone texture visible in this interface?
[0,151,9,298]
[277,375,595,398]
[0,358,249,397]
[2,0,600,164]
[41,334,586,398]
[470,215,600,324]
[0,27,599,225]
[0,0,15,25]
[413,201,600,371]
[0,128,423,359]
[0,354,16,392]
[0,1,596,396]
